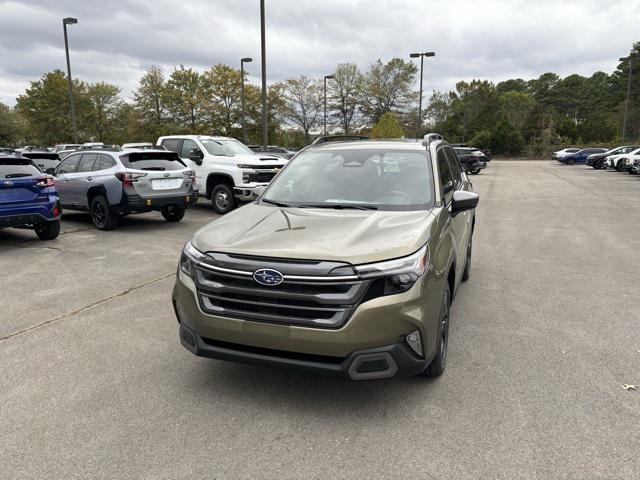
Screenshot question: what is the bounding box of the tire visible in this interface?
[566,158,575,165]
[162,207,185,222]
[470,169,480,175]
[211,183,236,214]
[34,220,60,240]
[421,282,451,378]
[90,195,118,230]
[461,237,472,282]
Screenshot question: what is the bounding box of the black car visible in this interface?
[453,147,487,174]
[588,146,640,169]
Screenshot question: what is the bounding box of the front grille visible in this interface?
[193,258,371,329]
[247,171,277,183]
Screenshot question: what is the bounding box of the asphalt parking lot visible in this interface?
[1,160,639,479]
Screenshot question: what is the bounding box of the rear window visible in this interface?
[0,159,40,178]
[119,152,186,171]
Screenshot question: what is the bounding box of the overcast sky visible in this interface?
[1,0,638,105]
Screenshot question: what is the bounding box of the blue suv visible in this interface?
[561,148,608,165]
[0,154,61,240]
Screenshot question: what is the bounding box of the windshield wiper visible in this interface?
[299,203,378,210]
[4,173,32,178]
[262,199,293,207]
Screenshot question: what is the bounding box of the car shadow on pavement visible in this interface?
[184,359,439,417]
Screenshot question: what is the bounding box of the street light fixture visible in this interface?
[409,51,435,138]
[63,17,79,143]
[240,57,253,145]
[323,74,335,135]
[620,56,632,143]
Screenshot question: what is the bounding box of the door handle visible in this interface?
[86,177,93,182]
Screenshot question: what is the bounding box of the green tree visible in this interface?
[133,66,168,139]
[469,130,492,149]
[370,112,404,138]
[499,91,534,130]
[201,64,244,135]
[0,102,20,145]
[84,82,122,142]
[15,70,89,144]
[329,63,363,134]
[274,76,322,141]
[490,120,524,156]
[361,58,417,123]
[163,65,204,131]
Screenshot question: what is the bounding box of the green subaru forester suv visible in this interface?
[173,134,478,380]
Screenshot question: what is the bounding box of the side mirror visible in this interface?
[45,168,55,175]
[451,190,479,216]
[189,148,204,164]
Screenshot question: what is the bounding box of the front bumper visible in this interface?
[178,321,426,380]
[233,185,268,202]
[172,266,443,379]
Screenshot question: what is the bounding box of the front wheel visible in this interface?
[34,220,60,240]
[162,207,185,222]
[470,168,480,175]
[211,184,236,215]
[420,282,451,378]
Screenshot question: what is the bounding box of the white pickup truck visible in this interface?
[157,135,287,214]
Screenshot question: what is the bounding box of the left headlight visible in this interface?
[180,241,208,277]
[354,245,430,295]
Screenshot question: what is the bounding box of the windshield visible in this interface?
[261,148,434,211]
[200,139,254,156]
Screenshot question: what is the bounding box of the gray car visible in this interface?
[52,149,198,230]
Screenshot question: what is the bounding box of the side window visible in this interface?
[56,154,81,174]
[180,139,201,158]
[444,147,463,186]
[95,154,116,171]
[161,139,181,153]
[437,148,454,203]
[77,153,98,173]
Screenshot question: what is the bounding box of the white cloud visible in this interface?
[0,0,638,105]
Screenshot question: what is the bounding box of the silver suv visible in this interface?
[51,149,198,230]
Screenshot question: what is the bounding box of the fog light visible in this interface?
[146,199,152,206]
[406,330,423,357]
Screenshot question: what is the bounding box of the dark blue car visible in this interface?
[561,147,608,165]
[0,154,61,240]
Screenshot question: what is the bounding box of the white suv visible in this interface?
[157,135,287,214]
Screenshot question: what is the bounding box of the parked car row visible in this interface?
[553,145,640,174]
[0,136,294,238]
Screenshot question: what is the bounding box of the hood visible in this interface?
[191,203,437,264]
[232,153,287,167]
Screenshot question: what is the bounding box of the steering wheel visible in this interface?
[376,191,414,202]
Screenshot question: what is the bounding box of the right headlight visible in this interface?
[354,245,430,295]
[180,241,208,277]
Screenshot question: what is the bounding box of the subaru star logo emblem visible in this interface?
[253,268,284,286]
[3,180,14,187]
[164,173,170,177]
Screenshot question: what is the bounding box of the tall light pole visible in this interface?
[323,74,334,135]
[260,0,268,148]
[620,56,632,143]
[409,51,435,138]
[240,57,252,145]
[63,17,78,143]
